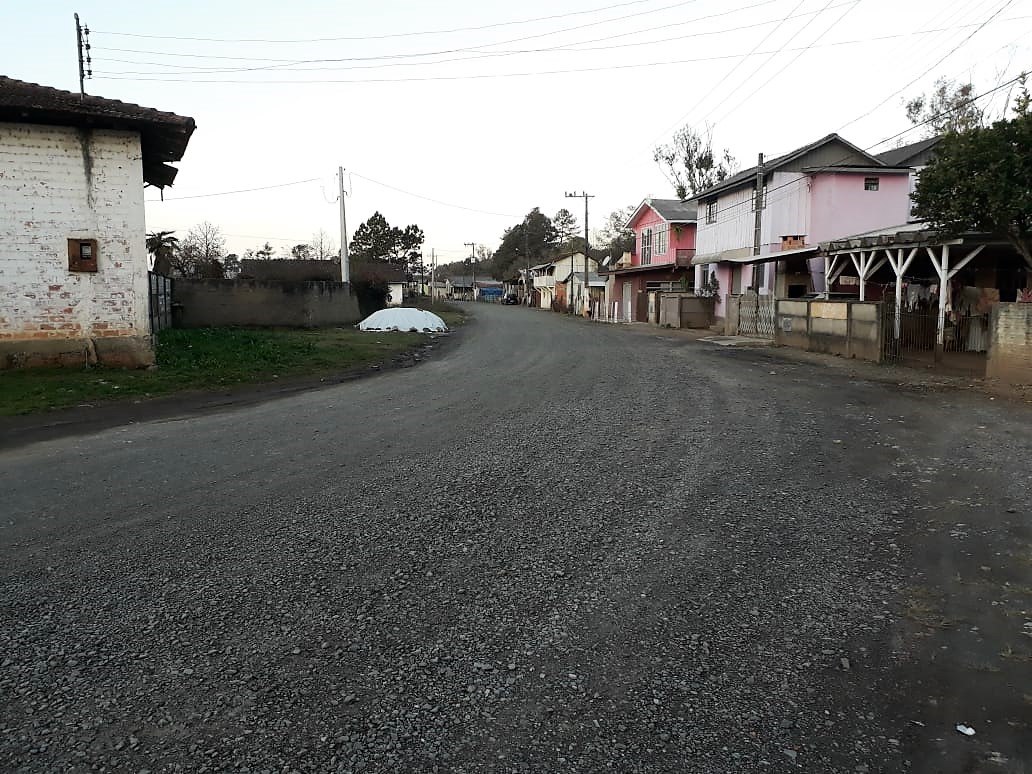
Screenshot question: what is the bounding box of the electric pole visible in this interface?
[74,14,92,101]
[524,222,531,307]
[752,153,764,291]
[566,191,594,316]
[338,167,350,284]
[464,242,476,301]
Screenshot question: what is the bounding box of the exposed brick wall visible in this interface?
[0,123,149,364]
[988,303,1032,385]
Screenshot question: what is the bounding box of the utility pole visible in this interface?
[430,248,436,300]
[464,242,476,301]
[74,14,92,101]
[524,222,531,307]
[338,167,350,284]
[566,191,595,316]
[752,153,764,291]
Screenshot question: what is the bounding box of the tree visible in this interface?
[349,211,425,266]
[146,230,179,275]
[490,208,558,280]
[595,206,636,260]
[172,222,225,278]
[311,230,337,260]
[255,242,275,260]
[912,113,1032,268]
[905,78,985,136]
[1012,72,1030,118]
[223,253,241,278]
[553,208,580,252]
[291,243,313,260]
[654,125,736,201]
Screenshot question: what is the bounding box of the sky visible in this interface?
[5,0,1031,267]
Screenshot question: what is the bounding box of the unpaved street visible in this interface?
[2,303,1031,773]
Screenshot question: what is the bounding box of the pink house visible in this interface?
[605,198,696,322]
[691,133,913,316]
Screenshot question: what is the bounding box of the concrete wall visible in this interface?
[173,279,361,328]
[658,294,715,329]
[0,123,152,368]
[775,299,883,362]
[988,303,1032,385]
[240,259,341,282]
[809,171,911,245]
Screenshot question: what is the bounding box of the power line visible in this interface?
[90,0,662,43]
[91,0,788,74]
[348,172,521,219]
[837,0,1017,132]
[708,0,861,128]
[94,23,1028,85]
[708,72,1027,221]
[144,178,321,202]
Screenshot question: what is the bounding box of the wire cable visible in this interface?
[145,178,320,203]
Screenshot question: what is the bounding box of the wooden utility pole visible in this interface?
[464,242,476,301]
[566,191,594,315]
[752,153,764,290]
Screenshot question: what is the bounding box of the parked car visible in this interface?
[502,293,519,305]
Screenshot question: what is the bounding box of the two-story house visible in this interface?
[691,133,913,316]
[533,253,600,312]
[606,199,697,323]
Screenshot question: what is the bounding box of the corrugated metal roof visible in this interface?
[874,136,941,167]
[691,133,885,202]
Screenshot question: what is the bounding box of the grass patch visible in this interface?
[401,300,468,329]
[0,326,425,416]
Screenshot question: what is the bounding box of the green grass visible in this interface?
[0,326,426,416]
[401,300,468,329]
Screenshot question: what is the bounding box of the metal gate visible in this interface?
[738,294,775,338]
[148,272,173,333]
[882,303,991,363]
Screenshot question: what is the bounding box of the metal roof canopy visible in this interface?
[691,244,818,266]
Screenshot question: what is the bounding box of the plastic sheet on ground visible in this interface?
[357,308,449,332]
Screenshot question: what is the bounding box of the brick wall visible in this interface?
[988,303,1032,385]
[0,123,151,367]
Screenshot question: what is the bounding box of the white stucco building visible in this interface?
[0,76,194,368]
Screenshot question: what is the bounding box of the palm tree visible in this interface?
[146,230,179,275]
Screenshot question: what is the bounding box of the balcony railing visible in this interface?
[675,249,696,267]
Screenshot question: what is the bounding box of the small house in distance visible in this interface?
[0,75,195,368]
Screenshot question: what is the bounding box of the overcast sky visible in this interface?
[6,0,1031,265]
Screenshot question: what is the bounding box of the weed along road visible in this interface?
[2,303,1031,773]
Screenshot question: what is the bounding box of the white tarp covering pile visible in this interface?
[358,308,449,332]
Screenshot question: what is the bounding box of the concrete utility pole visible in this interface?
[464,242,476,301]
[566,191,594,316]
[524,222,531,306]
[338,167,350,284]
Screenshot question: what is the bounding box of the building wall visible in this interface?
[809,171,911,243]
[988,303,1032,385]
[630,206,696,266]
[173,279,361,328]
[695,186,754,258]
[0,123,151,368]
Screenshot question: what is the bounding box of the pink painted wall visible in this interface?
[809,172,911,243]
[628,204,696,266]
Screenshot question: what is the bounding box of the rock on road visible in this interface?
[2,303,1031,773]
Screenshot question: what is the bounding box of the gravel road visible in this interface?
[2,303,1031,773]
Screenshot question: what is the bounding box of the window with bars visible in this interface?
[864,177,880,191]
[706,201,717,224]
[640,228,652,265]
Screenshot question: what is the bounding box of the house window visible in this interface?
[641,228,652,266]
[864,177,880,191]
[706,201,717,224]
[655,224,668,257]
